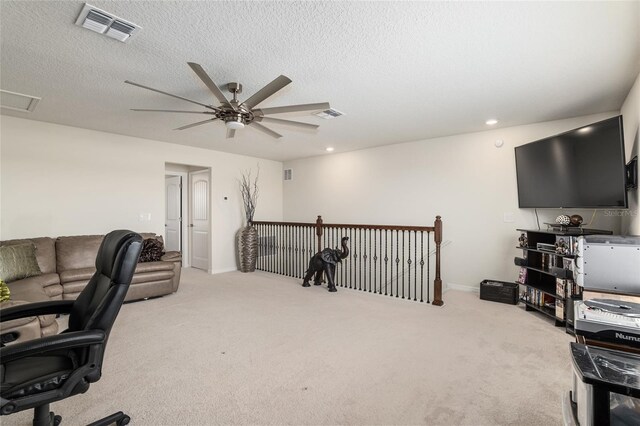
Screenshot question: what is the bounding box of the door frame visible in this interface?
[165,171,190,268]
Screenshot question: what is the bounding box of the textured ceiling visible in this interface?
[1,1,639,161]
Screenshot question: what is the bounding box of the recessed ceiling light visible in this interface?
[315,109,345,119]
[578,126,592,134]
[485,119,498,126]
[326,147,334,152]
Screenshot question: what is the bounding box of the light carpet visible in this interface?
[6,268,573,425]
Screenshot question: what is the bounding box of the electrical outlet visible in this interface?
[503,212,514,223]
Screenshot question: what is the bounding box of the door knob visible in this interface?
[189,224,194,227]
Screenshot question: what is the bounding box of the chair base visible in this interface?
[32,404,129,426]
[87,411,130,426]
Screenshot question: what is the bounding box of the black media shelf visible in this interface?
[516,246,576,259]
[514,228,610,330]
[521,299,561,321]
[517,280,560,299]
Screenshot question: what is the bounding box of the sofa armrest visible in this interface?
[161,251,182,262]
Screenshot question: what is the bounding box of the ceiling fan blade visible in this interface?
[187,62,234,110]
[125,80,214,110]
[242,75,292,110]
[131,109,217,114]
[175,118,218,131]
[226,128,236,139]
[254,102,330,116]
[255,116,319,130]
[248,122,282,139]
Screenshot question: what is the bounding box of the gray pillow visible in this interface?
[0,243,42,283]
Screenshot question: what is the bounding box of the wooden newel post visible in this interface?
[432,215,444,306]
[315,215,323,254]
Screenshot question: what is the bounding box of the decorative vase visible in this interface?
[237,224,258,272]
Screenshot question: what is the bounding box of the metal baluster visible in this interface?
[427,233,431,304]
[280,225,284,275]
[420,231,424,303]
[349,227,354,289]
[407,230,411,300]
[395,230,400,298]
[372,230,377,294]
[358,228,362,291]
[287,225,292,277]
[366,229,371,292]
[402,230,405,299]
[384,230,388,296]
[414,230,417,301]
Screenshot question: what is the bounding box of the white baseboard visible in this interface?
[445,282,479,293]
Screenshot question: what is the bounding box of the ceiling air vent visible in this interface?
[75,3,141,43]
[0,90,41,113]
[314,108,345,119]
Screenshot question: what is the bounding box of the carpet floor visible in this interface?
[6,268,572,425]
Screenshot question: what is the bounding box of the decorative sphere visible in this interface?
[570,214,584,226]
[555,215,571,225]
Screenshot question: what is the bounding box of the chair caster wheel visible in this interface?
[117,415,130,426]
[53,414,62,425]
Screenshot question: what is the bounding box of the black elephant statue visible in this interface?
[302,236,349,292]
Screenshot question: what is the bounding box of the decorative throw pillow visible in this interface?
[0,280,11,302]
[0,279,10,302]
[0,243,42,283]
[138,238,165,263]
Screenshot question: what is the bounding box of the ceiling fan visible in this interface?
[125,62,330,139]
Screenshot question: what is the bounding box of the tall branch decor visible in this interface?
[237,167,260,272]
[240,168,259,225]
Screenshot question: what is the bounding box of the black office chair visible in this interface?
[0,230,143,426]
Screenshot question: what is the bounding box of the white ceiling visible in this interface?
[1,1,639,162]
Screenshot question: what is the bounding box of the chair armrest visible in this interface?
[161,251,182,262]
[0,300,75,323]
[0,330,106,363]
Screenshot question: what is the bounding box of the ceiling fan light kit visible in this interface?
[126,62,331,139]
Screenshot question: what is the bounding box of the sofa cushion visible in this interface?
[0,243,42,283]
[56,235,103,272]
[59,267,95,285]
[134,260,174,274]
[8,273,64,300]
[8,277,55,304]
[5,280,57,329]
[0,237,57,274]
[60,281,89,298]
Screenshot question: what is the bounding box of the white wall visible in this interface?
[620,72,640,235]
[0,116,283,274]
[283,112,623,290]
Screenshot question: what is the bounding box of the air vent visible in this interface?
[75,3,141,43]
[314,108,345,119]
[284,169,292,181]
[0,90,41,113]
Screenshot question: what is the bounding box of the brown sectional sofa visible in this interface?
[0,233,181,344]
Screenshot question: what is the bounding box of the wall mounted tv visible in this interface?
[515,116,627,209]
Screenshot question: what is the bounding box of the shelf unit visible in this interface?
[515,228,611,329]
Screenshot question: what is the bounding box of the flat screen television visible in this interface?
[515,116,627,208]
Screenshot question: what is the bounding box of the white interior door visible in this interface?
[189,170,210,271]
[165,175,182,252]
